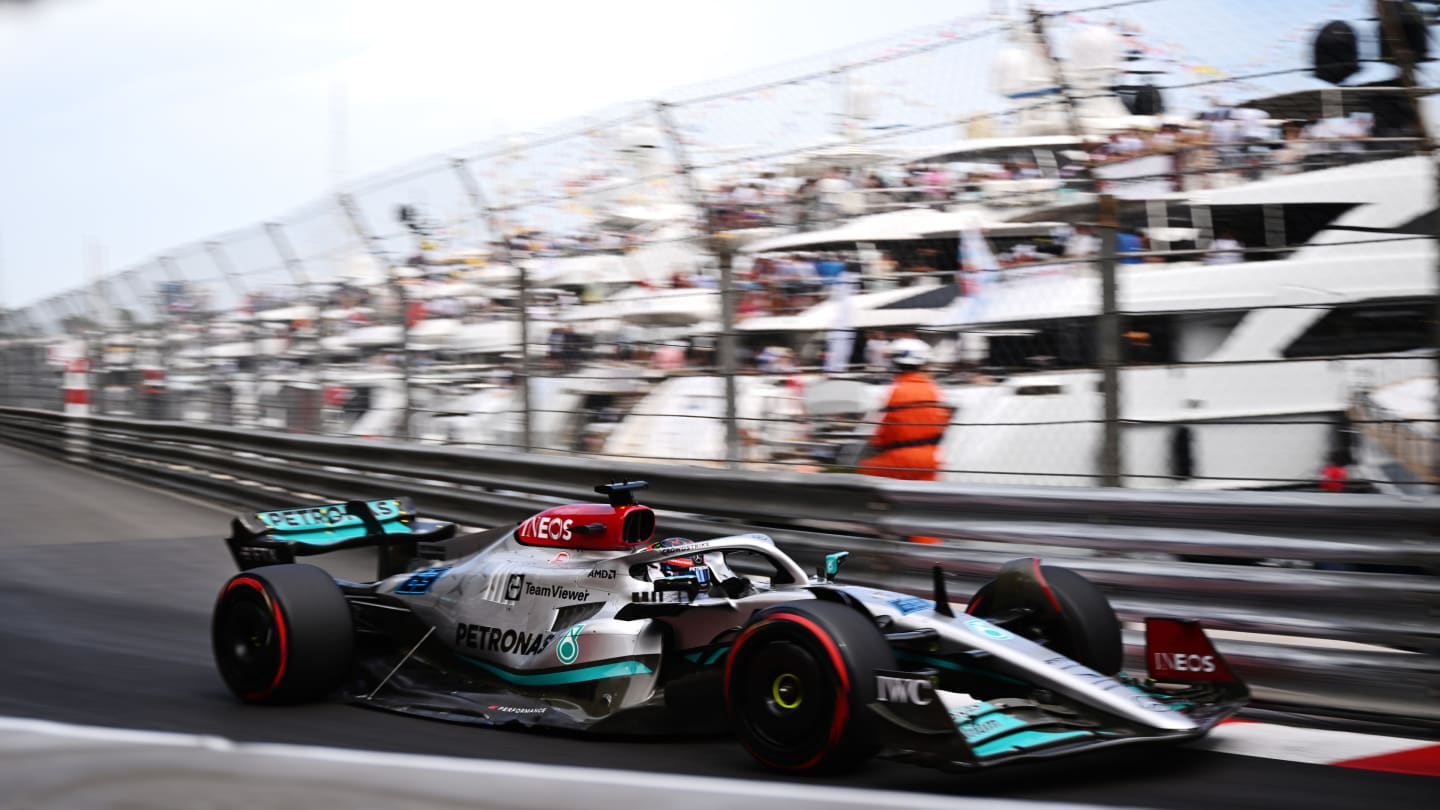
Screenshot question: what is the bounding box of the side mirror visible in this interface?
[819,551,850,582]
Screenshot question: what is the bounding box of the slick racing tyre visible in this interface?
[968,565,1122,675]
[725,600,895,773]
[212,564,353,704]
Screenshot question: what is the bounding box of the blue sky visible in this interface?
[0,0,1388,310]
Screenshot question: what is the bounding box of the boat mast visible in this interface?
[1028,6,1083,137]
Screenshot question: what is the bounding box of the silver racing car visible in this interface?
[211,481,1247,773]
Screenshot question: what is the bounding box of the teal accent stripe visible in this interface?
[957,709,1030,744]
[681,646,730,666]
[460,655,652,686]
[894,651,1027,686]
[277,522,413,544]
[1125,680,1194,712]
[973,729,1094,758]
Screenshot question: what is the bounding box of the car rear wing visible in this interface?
[224,497,456,579]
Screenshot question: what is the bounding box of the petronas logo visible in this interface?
[556,624,585,665]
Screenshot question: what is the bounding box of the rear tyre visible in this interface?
[968,565,1122,675]
[725,600,895,773]
[212,564,353,704]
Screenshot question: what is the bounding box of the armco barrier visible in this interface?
[2,406,1437,728]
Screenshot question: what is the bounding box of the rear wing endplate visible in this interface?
[225,497,455,579]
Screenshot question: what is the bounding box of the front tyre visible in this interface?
[968,564,1122,675]
[724,600,895,773]
[212,564,353,704]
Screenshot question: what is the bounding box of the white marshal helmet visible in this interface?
[888,338,932,369]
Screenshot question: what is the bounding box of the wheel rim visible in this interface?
[736,638,835,754]
[217,592,281,695]
[772,672,803,710]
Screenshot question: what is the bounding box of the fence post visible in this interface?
[1376,0,1440,492]
[154,256,185,421]
[452,157,532,452]
[1,312,18,407]
[120,271,155,324]
[204,241,250,305]
[654,100,740,466]
[715,235,740,467]
[265,222,327,423]
[337,193,412,440]
[0,325,9,407]
[265,223,314,291]
[1097,194,1122,487]
[205,241,251,426]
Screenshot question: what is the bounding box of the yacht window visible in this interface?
[1203,200,1359,257]
[981,318,1094,372]
[1173,311,1246,362]
[1206,203,1355,259]
[1280,203,1358,246]
[875,284,961,310]
[1120,316,1178,365]
[1387,208,1438,237]
[1282,298,1432,358]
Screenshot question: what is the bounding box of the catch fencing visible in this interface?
[0,405,1436,728]
[0,2,1437,489]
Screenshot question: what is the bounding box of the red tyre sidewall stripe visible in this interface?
[1033,559,1064,614]
[225,577,289,701]
[724,612,851,771]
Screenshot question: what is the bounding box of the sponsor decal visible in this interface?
[651,542,707,557]
[1045,656,1174,713]
[263,505,349,528]
[548,552,570,565]
[504,574,525,602]
[235,546,282,564]
[876,674,934,706]
[958,715,1005,741]
[1131,694,1171,711]
[966,618,1013,641]
[487,704,546,715]
[1152,652,1216,674]
[524,582,590,602]
[945,699,996,727]
[260,500,399,529]
[587,569,616,580]
[520,515,574,542]
[1145,618,1233,683]
[556,623,585,665]
[396,566,450,595]
[455,623,556,655]
[888,596,933,615]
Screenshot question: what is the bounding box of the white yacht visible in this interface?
[926,155,1434,488]
[726,123,1437,488]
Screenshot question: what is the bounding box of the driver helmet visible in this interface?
[889,337,931,369]
[648,537,740,588]
[650,537,712,585]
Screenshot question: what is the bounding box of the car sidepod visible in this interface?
[335,539,684,732]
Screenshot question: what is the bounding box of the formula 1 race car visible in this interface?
[212,481,1248,773]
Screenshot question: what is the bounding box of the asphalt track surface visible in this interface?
[0,442,1432,809]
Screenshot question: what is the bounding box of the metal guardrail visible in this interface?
[2,405,1437,729]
